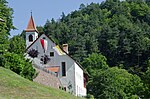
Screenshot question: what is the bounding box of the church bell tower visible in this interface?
[25,14,38,48]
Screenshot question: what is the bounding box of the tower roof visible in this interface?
[25,15,38,33]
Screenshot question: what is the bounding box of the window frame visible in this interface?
[50,52,54,57]
[62,62,66,76]
[29,34,33,42]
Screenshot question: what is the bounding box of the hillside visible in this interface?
[0,67,82,99]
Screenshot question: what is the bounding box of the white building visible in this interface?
[25,15,87,96]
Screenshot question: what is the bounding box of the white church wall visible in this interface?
[59,55,76,95]
[75,63,86,96]
[27,34,58,66]
[26,32,38,48]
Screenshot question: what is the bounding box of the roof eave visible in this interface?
[25,29,39,33]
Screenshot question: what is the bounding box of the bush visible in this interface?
[3,52,36,80]
[86,94,94,99]
[27,48,39,58]
[41,54,50,64]
[90,67,144,99]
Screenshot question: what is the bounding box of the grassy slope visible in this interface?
[0,67,82,99]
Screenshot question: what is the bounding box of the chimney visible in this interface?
[63,44,69,54]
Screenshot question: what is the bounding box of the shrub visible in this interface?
[3,52,36,80]
[27,48,39,58]
[41,54,50,64]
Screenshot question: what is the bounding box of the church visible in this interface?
[25,15,87,96]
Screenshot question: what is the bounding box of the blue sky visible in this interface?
[7,0,104,36]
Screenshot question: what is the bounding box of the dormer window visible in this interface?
[29,34,33,42]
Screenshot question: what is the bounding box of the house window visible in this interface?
[29,34,33,42]
[62,62,66,76]
[50,52,54,57]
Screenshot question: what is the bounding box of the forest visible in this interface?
[1,0,150,98]
[37,0,150,98]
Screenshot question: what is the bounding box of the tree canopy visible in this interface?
[91,67,144,99]
[8,35,25,54]
[39,0,150,75]
[0,0,14,53]
[0,0,36,81]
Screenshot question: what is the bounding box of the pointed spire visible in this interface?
[25,13,38,33]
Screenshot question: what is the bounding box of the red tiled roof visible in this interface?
[25,15,38,32]
[47,66,60,72]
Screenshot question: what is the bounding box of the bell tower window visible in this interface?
[29,34,33,42]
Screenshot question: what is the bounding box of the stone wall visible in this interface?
[33,67,62,89]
